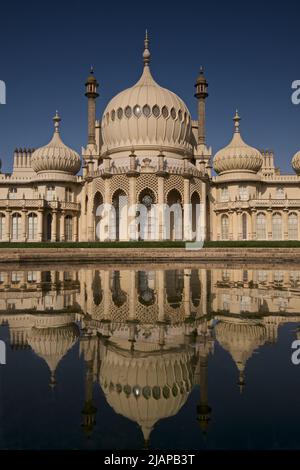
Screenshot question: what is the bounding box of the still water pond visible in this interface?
[0,265,299,449]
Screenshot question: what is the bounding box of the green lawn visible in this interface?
[0,240,300,248]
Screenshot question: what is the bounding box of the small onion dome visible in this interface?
[292,149,300,174]
[213,111,263,175]
[31,112,81,174]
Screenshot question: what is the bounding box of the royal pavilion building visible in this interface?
[0,34,300,243]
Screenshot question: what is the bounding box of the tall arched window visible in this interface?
[46,186,55,202]
[242,213,247,240]
[221,214,229,240]
[112,190,127,241]
[28,213,37,240]
[220,186,229,202]
[272,213,282,240]
[288,213,298,240]
[12,213,21,240]
[65,215,73,241]
[94,192,104,241]
[65,187,73,202]
[0,214,5,240]
[256,213,266,240]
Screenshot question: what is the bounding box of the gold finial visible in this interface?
[233,109,241,133]
[53,111,61,133]
[90,65,94,74]
[143,29,150,67]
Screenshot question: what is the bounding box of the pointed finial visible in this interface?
[200,65,204,74]
[53,111,61,133]
[233,109,241,133]
[143,29,151,67]
[90,65,94,74]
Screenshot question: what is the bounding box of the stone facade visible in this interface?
[1,36,300,243]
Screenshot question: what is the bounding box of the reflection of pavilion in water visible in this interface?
[1,267,300,445]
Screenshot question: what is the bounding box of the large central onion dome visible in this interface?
[213,111,263,175]
[101,33,192,160]
[31,112,81,175]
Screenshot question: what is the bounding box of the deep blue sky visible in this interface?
[0,0,300,174]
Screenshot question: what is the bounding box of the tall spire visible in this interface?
[53,111,61,133]
[234,109,241,133]
[143,29,151,67]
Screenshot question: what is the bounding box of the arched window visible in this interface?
[46,186,55,202]
[191,192,201,241]
[239,185,248,201]
[220,186,229,202]
[94,192,104,241]
[65,215,73,241]
[272,213,282,240]
[0,214,5,240]
[65,187,73,202]
[28,213,37,240]
[288,213,298,240]
[221,214,229,240]
[256,213,266,240]
[12,213,21,240]
[242,213,247,240]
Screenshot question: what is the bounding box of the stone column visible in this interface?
[157,177,165,240]
[283,209,289,240]
[157,270,165,322]
[74,215,78,241]
[229,211,234,240]
[37,209,43,242]
[267,209,272,240]
[183,178,191,241]
[251,209,256,240]
[104,178,111,240]
[51,210,57,242]
[21,210,27,242]
[184,269,191,319]
[60,211,65,241]
[6,210,11,242]
[87,184,94,241]
[128,270,136,321]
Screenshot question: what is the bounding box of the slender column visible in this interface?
[21,210,27,242]
[229,211,234,240]
[74,215,78,241]
[128,270,136,321]
[60,211,65,241]
[267,209,272,240]
[104,178,111,240]
[251,210,256,240]
[183,178,191,241]
[128,177,137,240]
[51,210,57,242]
[6,210,11,242]
[158,177,165,240]
[157,270,165,322]
[283,210,288,240]
[37,209,43,242]
[87,184,94,241]
[184,269,191,319]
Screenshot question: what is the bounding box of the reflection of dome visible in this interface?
[31,112,81,175]
[213,111,263,175]
[215,319,266,378]
[101,34,192,161]
[28,323,80,385]
[99,344,193,441]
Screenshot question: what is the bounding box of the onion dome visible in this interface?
[292,149,300,174]
[101,32,192,159]
[213,111,263,175]
[31,112,81,175]
[28,323,79,387]
[99,342,193,443]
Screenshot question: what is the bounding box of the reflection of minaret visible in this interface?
[197,355,212,435]
[81,358,97,438]
[80,335,98,438]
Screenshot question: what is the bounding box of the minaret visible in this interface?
[194,67,208,146]
[194,67,212,175]
[85,67,99,146]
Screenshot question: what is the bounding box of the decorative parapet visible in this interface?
[0,199,80,211]
[214,198,300,212]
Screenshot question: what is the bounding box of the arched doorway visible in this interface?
[167,189,183,240]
